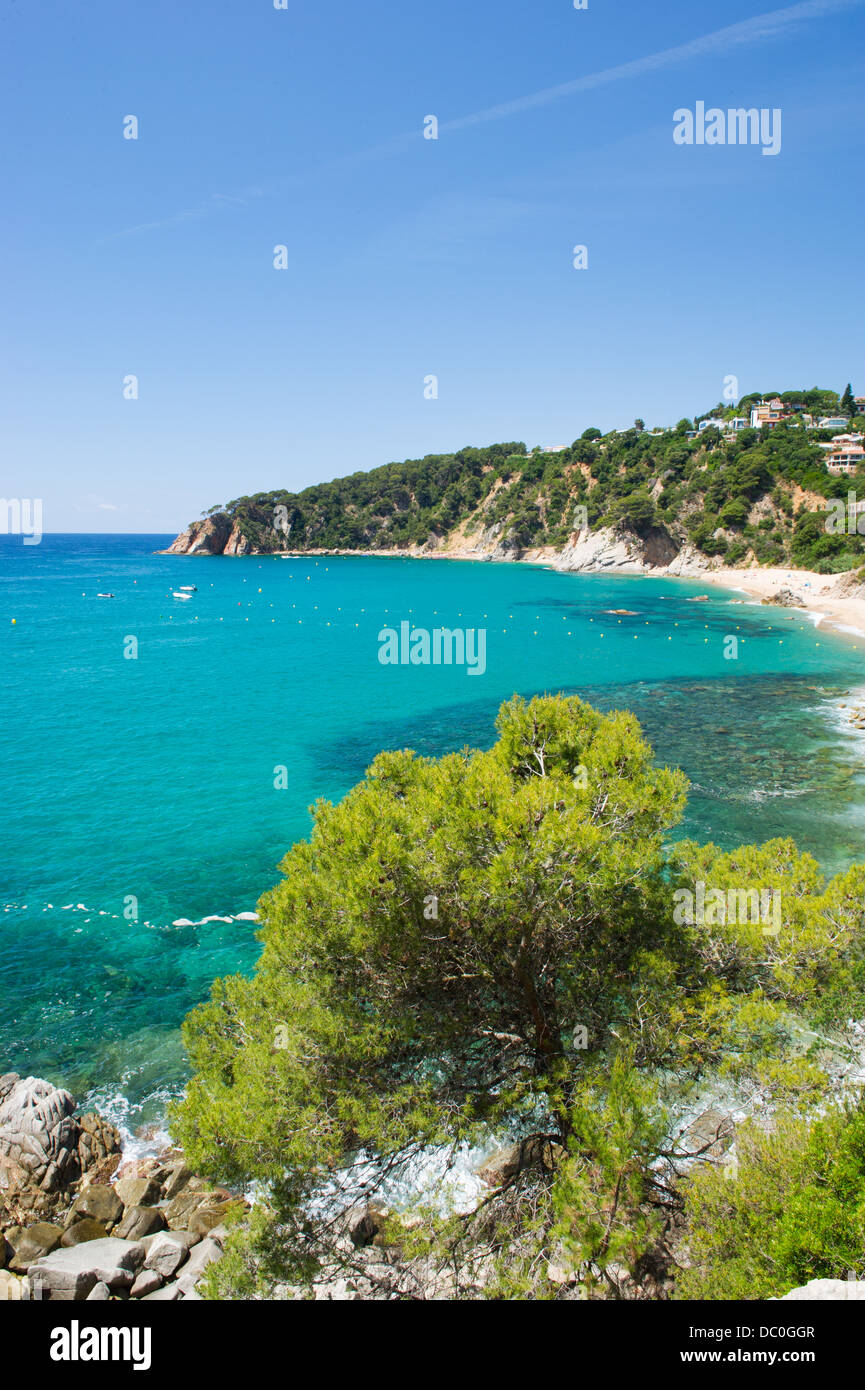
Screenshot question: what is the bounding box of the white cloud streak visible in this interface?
[441,0,864,133]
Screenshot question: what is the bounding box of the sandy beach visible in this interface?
[671,564,865,645]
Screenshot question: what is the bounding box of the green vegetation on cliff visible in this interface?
[190,385,865,573]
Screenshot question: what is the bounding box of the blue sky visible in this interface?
[1,0,863,532]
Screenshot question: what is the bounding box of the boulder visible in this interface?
[61,1219,108,1247]
[67,1184,123,1230]
[779,1279,865,1300]
[141,1227,198,1256]
[141,1282,182,1300]
[8,1221,63,1272]
[144,1232,191,1279]
[29,1237,145,1300]
[130,1268,163,1298]
[164,1191,209,1230]
[81,1153,121,1187]
[76,1113,122,1175]
[0,1073,79,1193]
[477,1136,565,1187]
[762,588,802,609]
[85,1281,110,1301]
[160,1161,191,1201]
[114,1206,165,1242]
[174,1238,223,1297]
[0,1077,120,1198]
[347,1203,389,1248]
[115,1175,162,1209]
[188,1203,235,1239]
[681,1108,734,1159]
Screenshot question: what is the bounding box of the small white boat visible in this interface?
[172,591,192,600]
[96,593,115,599]
[178,585,197,592]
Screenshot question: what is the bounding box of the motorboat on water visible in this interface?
[96,593,115,599]
[178,585,197,592]
[172,591,192,600]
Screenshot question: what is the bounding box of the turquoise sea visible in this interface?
[3,535,865,1141]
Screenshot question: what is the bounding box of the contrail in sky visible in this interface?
[440,0,862,133]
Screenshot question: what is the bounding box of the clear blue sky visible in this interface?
[2,0,863,532]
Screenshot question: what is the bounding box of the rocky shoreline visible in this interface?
[0,1073,244,1302]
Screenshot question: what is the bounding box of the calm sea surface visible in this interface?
[3,535,865,1136]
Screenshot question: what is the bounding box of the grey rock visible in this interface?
[779,1279,865,1300]
[141,1227,198,1256]
[346,1203,388,1248]
[130,1268,163,1298]
[144,1232,190,1279]
[115,1175,162,1209]
[114,1205,165,1241]
[141,1282,182,1301]
[160,1160,191,1201]
[680,1108,734,1159]
[29,1236,145,1301]
[0,1073,78,1192]
[174,1238,223,1296]
[85,1281,111,1301]
[188,1206,230,1239]
[76,1114,122,1176]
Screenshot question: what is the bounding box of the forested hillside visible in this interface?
[174,387,865,573]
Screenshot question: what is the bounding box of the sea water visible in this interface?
[2,535,865,1136]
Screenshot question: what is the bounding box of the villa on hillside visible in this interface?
[750,398,787,428]
[824,438,865,474]
[818,415,851,430]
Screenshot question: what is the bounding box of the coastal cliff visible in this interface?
[163,516,250,556]
[162,389,865,583]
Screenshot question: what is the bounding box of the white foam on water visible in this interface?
[83,1077,181,1166]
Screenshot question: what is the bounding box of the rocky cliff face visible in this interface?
[162,511,694,576]
[162,515,234,555]
[550,525,681,574]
